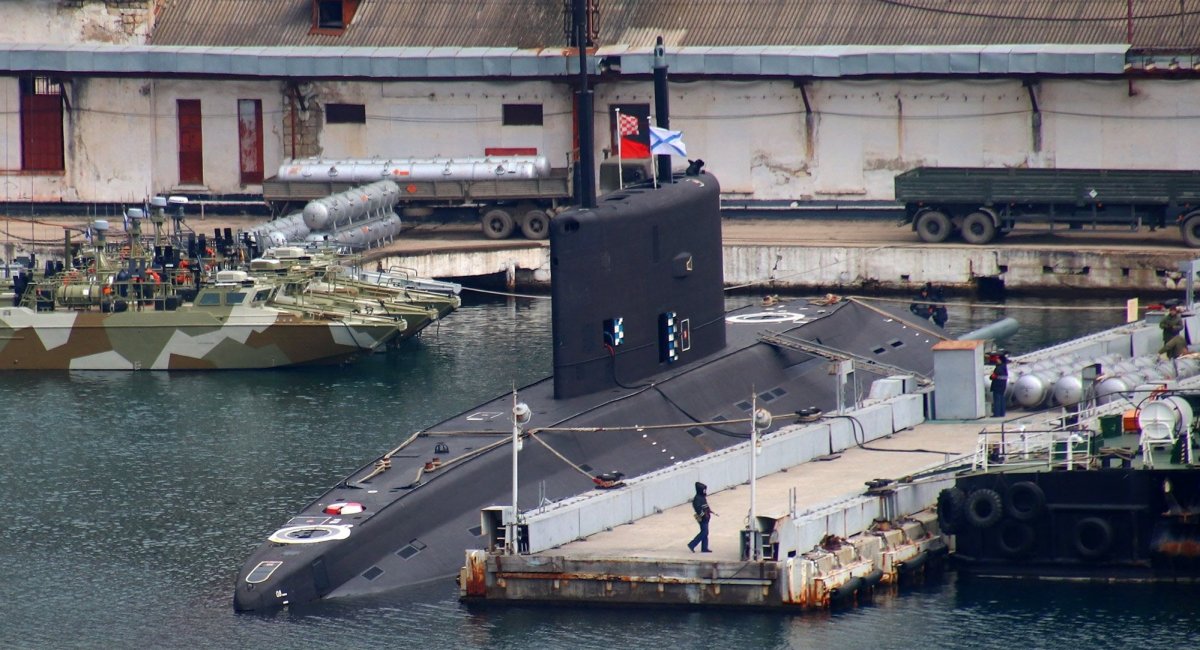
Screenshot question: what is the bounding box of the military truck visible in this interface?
[262,156,573,240]
[894,167,1200,247]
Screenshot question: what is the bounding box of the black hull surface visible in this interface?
[943,468,1200,581]
[233,175,945,612]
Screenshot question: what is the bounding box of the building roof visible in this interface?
[0,43,1132,79]
[149,0,1200,50]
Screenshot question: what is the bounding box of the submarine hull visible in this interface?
[233,175,944,612]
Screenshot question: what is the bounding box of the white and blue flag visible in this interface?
[649,126,687,157]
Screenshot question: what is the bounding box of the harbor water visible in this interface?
[2,293,1197,649]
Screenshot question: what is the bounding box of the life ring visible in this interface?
[936,487,967,533]
[323,501,365,516]
[996,520,1037,557]
[1073,517,1113,560]
[964,488,1004,528]
[1005,481,1046,521]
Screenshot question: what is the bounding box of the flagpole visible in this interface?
[651,152,658,188]
[615,108,623,190]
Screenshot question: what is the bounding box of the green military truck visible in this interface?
[894,167,1200,247]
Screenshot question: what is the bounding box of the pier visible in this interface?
[459,389,982,609]
[369,219,1198,295]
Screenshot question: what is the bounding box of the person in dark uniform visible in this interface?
[687,481,714,553]
[989,352,1009,418]
[1160,333,1188,360]
[910,282,948,328]
[1161,304,1184,344]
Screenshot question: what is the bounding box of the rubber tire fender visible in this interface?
[964,488,1004,529]
[1005,481,1046,522]
[1073,517,1113,560]
[996,520,1037,557]
[936,487,967,533]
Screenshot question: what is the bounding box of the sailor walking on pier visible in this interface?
[687,482,715,553]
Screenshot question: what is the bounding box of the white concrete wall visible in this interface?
[0,0,152,44]
[3,74,1200,203]
[326,80,573,166]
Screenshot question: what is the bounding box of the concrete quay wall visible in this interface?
[375,242,1195,294]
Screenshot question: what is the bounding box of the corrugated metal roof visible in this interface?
[149,0,1200,50]
[0,42,1132,79]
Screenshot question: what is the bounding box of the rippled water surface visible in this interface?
[3,292,1193,649]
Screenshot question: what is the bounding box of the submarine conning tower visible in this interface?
[550,174,725,399]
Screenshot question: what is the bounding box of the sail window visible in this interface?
[225,292,247,305]
[361,566,383,581]
[197,292,221,306]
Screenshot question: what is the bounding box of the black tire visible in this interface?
[482,209,515,240]
[520,209,551,240]
[964,488,1004,529]
[1005,481,1046,521]
[961,211,997,245]
[1181,212,1200,248]
[936,487,967,533]
[1073,517,1113,560]
[996,520,1037,557]
[915,210,952,243]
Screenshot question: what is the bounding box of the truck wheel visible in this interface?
[915,210,952,243]
[961,211,997,245]
[482,209,515,239]
[520,210,551,240]
[1182,213,1200,248]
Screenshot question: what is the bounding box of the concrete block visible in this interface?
[900,518,928,541]
[879,528,904,548]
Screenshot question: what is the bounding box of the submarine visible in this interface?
[232,11,947,613]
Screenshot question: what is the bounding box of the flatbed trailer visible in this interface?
[262,167,572,240]
[894,167,1200,247]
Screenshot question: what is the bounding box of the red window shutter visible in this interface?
[20,94,64,171]
[178,99,203,185]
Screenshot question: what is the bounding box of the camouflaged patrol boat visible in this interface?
[247,246,460,341]
[0,268,406,370]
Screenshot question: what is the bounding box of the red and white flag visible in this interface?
[618,113,639,136]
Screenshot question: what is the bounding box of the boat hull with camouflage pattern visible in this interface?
[0,304,403,370]
[1,269,406,370]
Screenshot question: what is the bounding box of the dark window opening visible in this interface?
[502,104,543,126]
[312,0,358,32]
[362,566,383,581]
[19,76,64,172]
[316,0,345,29]
[326,103,366,124]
